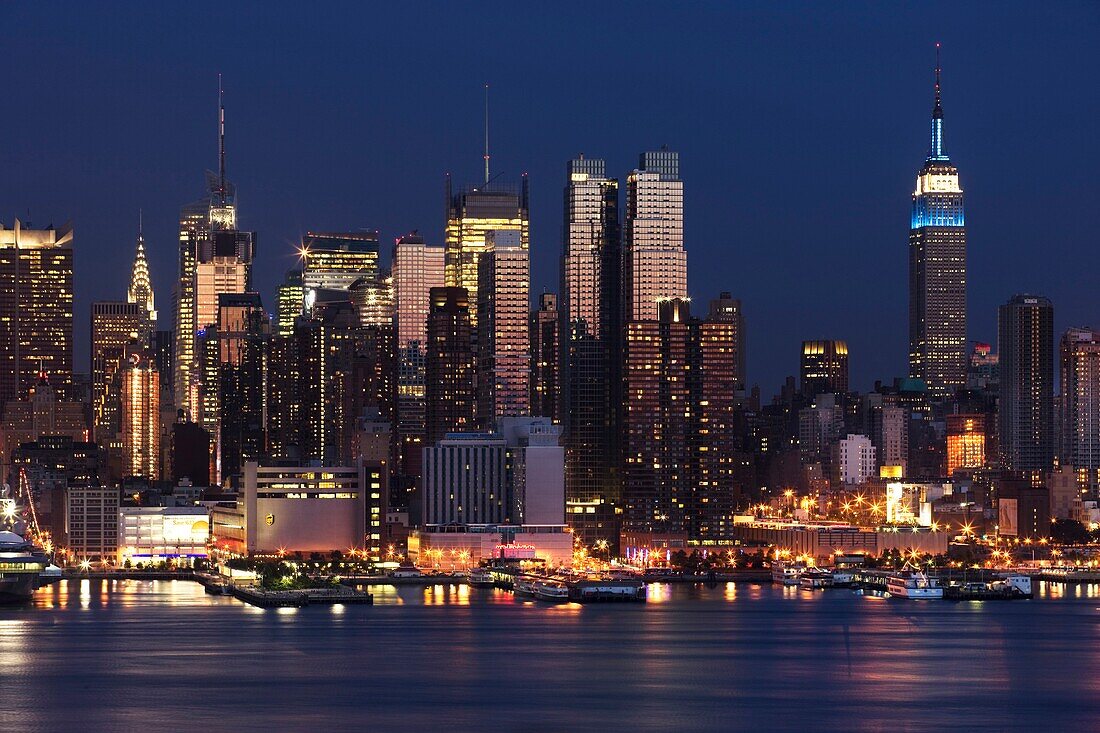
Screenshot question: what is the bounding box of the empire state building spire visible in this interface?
[128,210,156,331]
[929,42,947,161]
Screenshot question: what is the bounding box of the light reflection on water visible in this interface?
[1,579,1098,732]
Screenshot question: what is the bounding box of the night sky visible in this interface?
[4,3,1098,393]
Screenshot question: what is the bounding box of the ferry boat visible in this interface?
[533,580,570,602]
[513,577,537,596]
[885,571,944,600]
[0,531,50,603]
[945,574,1032,601]
[829,569,855,588]
[466,567,495,588]
[771,561,805,586]
[799,569,833,590]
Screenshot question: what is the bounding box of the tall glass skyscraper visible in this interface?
[624,148,686,323]
[998,295,1054,476]
[908,50,967,400]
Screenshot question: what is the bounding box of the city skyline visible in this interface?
[5,4,1098,393]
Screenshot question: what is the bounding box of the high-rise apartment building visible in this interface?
[119,346,160,480]
[392,234,445,440]
[0,220,74,409]
[946,413,985,475]
[560,157,621,548]
[624,149,687,322]
[476,230,530,428]
[275,270,304,338]
[425,287,475,444]
[998,295,1054,474]
[444,177,529,327]
[530,293,559,422]
[1060,328,1100,490]
[908,52,967,399]
[90,301,146,443]
[801,340,849,399]
[173,88,255,417]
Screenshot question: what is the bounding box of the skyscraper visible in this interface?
[1060,328,1100,490]
[275,269,304,338]
[90,301,146,443]
[127,216,156,339]
[0,220,74,409]
[392,233,445,444]
[998,295,1054,475]
[476,230,530,428]
[624,149,687,322]
[300,231,380,294]
[908,48,967,399]
[801,340,849,400]
[560,156,621,548]
[174,83,256,417]
[530,292,559,422]
[444,176,529,326]
[425,287,475,444]
[119,345,160,480]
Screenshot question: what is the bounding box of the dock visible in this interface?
[490,567,647,602]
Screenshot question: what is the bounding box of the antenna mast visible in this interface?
[483,83,490,185]
[218,73,227,204]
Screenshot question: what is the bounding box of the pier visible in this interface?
[489,567,647,602]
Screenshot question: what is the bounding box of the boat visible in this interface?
[799,569,833,590]
[0,531,50,603]
[513,577,537,596]
[466,567,496,588]
[829,569,855,588]
[389,566,422,578]
[771,561,805,586]
[945,574,1032,601]
[885,571,944,599]
[533,580,570,602]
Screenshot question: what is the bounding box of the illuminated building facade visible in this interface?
[946,413,985,475]
[275,270,304,338]
[476,230,530,428]
[300,231,380,293]
[1060,328,1100,490]
[624,149,687,322]
[908,53,967,399]
[834,434,876,485]
[348,273,393,327]
[998,295,1054,475]
[173,89,255,417]
[90,301,145,443]
[127,220,157,338]
[444,177,529,327]
[0,376,88,480]
[530,293,559,422]
[392,234,445,444]
[561,156,621,548]
[119,347,160,480]
[425,287,475,444]
[801,340,849,399]
[65,485,119,564]
[0,220,74,408]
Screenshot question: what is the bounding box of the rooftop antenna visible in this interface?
[483,83,490,185]
[138,208,143,238]
[218,73,227,204]
[934,42,942,112]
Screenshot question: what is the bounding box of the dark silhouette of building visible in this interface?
[801,340,848,400]
[530,292,559,422]
[171,414,211,486]
[998,295,1054,476]
[425,287,475,444]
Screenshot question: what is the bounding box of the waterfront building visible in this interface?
[730,519,949,560]
[210,462,367,556]
[529,293,560,422]
[908,51,967,399]
[119,346,160,480]
[421,433,510,526]
[560,156,622,549]
[996,476,1050,540]
[476,230,530,428]
[0,220,74,408]
[1060,327,1100,490]
[801,340,849,399]
[65,484,119,564]
[499,417,566,526]
[127,219,157,339]
[425,287,475,444]
[623,149,687,322]
[118,506,209,565]
[834,434,876,485]
[408,524,573,568]
[946,414,985,475]
[90,302,146,444]
[998,295,1054,476]
[445,176,529,327]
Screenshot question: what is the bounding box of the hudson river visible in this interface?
[2,580,1098,731]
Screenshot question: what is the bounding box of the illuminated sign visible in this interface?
[265,514,275,526]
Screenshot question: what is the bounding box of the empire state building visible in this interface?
[909,47,966,400]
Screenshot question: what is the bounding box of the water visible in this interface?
[1,580,1098,732]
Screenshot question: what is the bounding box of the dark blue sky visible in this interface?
[4,3,1098,394]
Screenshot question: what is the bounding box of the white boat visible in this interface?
[513,577,537,596]
[771,561,805,586]
[466,568,495,588]
[886,571,944,599]
[829,569,854,587]
[0,531,49,603]
[533,580,570,602]
[799,569,833,589]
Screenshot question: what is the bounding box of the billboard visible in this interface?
[998,498,1018,537]
[162,514,210,545]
